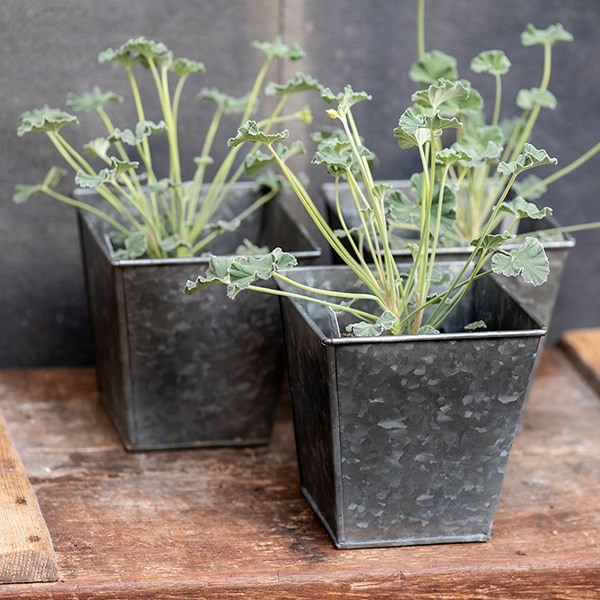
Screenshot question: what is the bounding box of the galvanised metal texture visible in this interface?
[278,266,545,548]
[322,180,575,327]
[79,183,320,450]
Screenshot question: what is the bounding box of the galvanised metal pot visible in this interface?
[78,182,320,451]
[277,266,545,549]
[322,180,575,326]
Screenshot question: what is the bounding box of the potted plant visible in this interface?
[14,37,321,450]
[322,6,599,327]
[184,81,553,547]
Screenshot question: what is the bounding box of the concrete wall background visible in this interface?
[1,1,598,366]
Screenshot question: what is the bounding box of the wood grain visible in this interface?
[0,415,58,584]
[0,355,598,598]
[561,328,600,396]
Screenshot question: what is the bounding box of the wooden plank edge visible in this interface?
[0,414,59,584]
[559,328,600,398]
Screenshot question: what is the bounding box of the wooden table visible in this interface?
[0,337,599,598]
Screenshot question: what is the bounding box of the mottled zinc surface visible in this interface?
[279,267,543,548]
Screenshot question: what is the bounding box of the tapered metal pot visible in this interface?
[78,182,320,451]
[277,266,545,549]
[322,180,574,326]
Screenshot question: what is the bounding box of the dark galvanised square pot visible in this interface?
[322,180,575,326]
[78,182,320,451]
[277,266,545,549]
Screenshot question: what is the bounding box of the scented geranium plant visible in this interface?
[15,37,320,259]
[185,83,556,336]
[392,1,600,246]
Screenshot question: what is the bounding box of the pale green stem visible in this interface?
[417,0,426,58]
[492,73,502,128]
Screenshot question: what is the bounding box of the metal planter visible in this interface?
[322,180,575,326]
[277,266,545,548]
[78,183,320,450]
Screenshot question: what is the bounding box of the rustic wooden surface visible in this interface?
[561,328,600,397]
[0,416,58,584]
[0,347,598,598]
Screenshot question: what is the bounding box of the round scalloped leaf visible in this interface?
[412,78,474,113]
[498,196,552,220]
[470,50,511,76]
[265,72,322,96]
[66,86,123,112]
[99,37,172,68]
[491,236,549,286]
[170,58,206,77]
[84,137,111,160]
[497,143,557,176]
[227,121,289,147]
[393,108,431,149]
[410,50,458,84]
[252,36,304,61]
[521,23,573,47]
[516,88,557,110]
[17,106,78,136]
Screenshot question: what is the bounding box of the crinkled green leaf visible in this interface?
[385,189,420,226]
[109,120,168,146]
[435,146,473,166]
[417,325,440,335]
[265,72,322,96]
[311,137,354,176]
[410,50,458,84]
[454,125,504,167]
[227,120,289,148]
[255,170,284,193]
[75,157,139,189]
[470,230,515,251]
[470,50,511,76]
[170,57,206,77]
[499,196,552,220]
[512,174,547,200]
[159,234,186,253]
[193,155,214,167]
[244,140,305,176]
[411,79,473,112]
[346,311,397,337]
[464,320,487,331]
[252,36,304,61]
[14,166,67,203]
[321,85,372,113]
[17,106,78,136]
[112,231,148,260]
[66,86,123,112]
[184,248,298,299]
[498,143,557,176]
[516,88,557,110]
[146,178,173,194]
[198,88,253,115]
[491,236,549,286]
[521,23,573,47]
[393,108,432,148]
[83,137,111,160]
[99,37,173,68]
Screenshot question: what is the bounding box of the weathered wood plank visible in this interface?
[0,415,59,584]
[561,328,600,396]
[0,353,598,598]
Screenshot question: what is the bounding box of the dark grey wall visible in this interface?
[1,0,598,366]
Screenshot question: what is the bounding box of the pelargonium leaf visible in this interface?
[184,247,298,299]
[470,231,515,251]
[244,140,305,176]
[83,137,111,160]
[109,120,167,146]
[385,189,419,226]
[498,196,552,220]
[66,86,123,112]
[170,57,206,77]
[255,170,284,193]
[516,88,557,110]
[13,184,42,204]
[521,23,573,47]
[470,50,511,76]
[42,166,67,189]
[497,143,557,176]
[235,238,269,255]
[112,231,148,260]
[198,88,253,115]
[464,320,487,332]
[410,173,457,234]
[410,50,458,84]
[99,37,173,68]
[411,78,473,112]
[454,125,504,167]
[312,137,355,176]
[252,37,304,61]
[321,85,372,113]
[417,325,440,335]
[17,106,78,136]
[75,170,110,189]
[227,121,289,148]
[159,234,185,253]
[393,108,432,149]
[512,174,547,200]
[491,236,549,286]
[435,146,473,167]
[265,72,322,96]
[346,311,398,337]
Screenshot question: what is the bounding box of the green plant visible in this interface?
[185,83,555,336]
[397,1,600,246]
[15,37,319,259]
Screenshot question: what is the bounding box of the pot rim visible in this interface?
[277,265,547,346]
